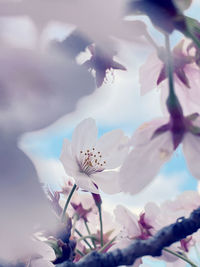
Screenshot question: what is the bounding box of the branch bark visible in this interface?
[57,206,200,267]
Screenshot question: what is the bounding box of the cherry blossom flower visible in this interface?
[149,191,200,254]
[83,44,126,87]
[28,241,55,267]
[139,40,200,115]
[60,118,128,194]
[119,113,200,194]
[113,205,181,267]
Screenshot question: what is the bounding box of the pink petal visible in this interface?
[139,52,163,96]
[114,205,141,238]
[120,132,174,194]
[131,118,169,147]
[96,129,125,156]
[71,118,98,157]
[75,172,99,194]
[60,138,79,177]
[92,171,121,194]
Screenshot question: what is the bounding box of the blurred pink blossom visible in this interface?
[139,40,200,115]
[119,115,200,194]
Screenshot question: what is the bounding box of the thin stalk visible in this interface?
[98,236,117,253]
[61,184,77,222]
[164,248,197,267]
[164,33,183,117]
[84,220,96,249]
[71,213,79,237]
[164,33,176,101]
[97,204,104,247]
[75,228,93,250]
[76,249,85,257]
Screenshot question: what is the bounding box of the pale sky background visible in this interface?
[3,1,200,266]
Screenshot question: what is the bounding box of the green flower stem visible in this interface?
[165,34,175,100]
[84,220,96,249]
[61,184,77,222]
[71,213,79,237]
[97,204,104,247]
[75,228,93,250]
[98,236,116,253]
[76,249,85,257]
[188,31,200,49]
[164,33,183,116]
[164,248,197,267]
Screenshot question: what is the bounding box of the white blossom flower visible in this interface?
[29,241,55,267]
[60,118,128,194]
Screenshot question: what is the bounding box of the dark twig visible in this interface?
[56,206,200,267]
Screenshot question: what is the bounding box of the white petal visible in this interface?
[103,135,129,169]
[183,133,200,179]
[96,129,125,157]
[31,241,56,261]
[92,171,121,194]
[71,118,98,157]
[30,259,54,267]
[120,132,174,194]
[131,117,169,147]
[114,205,141,238]
[75,172,99,194]
[60,138,79,177]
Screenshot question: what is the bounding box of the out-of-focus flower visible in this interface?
[0,0,147,44]
[83,44,126,88]
[0,43,96,261]
[60,118,128,194]
[24,241,55,267]
[119,114,200,194]
[139,40,200,115]
[0,46,95,132]
[127,0,186,34]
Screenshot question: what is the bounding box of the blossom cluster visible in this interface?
[1,0,200,267]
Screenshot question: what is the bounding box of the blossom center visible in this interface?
[78,148,106,176]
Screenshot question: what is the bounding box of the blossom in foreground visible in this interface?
[24,241,55,267]
[139,40,200,115]
[119,114,200,194]
[0,43,95,261]
[60,118,128,194]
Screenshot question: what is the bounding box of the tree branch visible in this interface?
[57,206,200,267]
